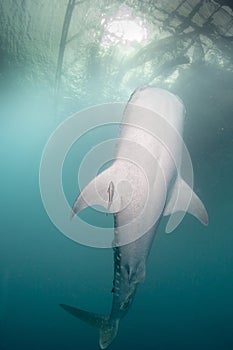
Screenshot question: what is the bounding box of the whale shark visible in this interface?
[60,87,208,349]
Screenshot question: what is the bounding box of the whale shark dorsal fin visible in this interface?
[164,177,208,232]
[71,165,122,219]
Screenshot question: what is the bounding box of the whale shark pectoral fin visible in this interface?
[60,304,119,349]
[71,170,112,218]
[71,165,122,219]
[164,177,208,232]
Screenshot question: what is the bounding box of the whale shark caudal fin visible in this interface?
[163,177,208,230]
[60,304,119,349]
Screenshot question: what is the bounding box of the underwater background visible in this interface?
[0,0,233,349]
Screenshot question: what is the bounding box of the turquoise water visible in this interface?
[1,75,232,349]
[1,1,233,349]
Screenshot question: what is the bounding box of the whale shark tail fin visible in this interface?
[60,304,119,349]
